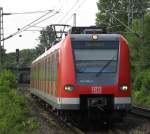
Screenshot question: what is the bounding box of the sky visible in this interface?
[0,0,98,53]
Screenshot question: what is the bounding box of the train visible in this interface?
[30,26,131,122]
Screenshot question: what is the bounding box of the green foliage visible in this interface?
[0,71,38,134]
[127,15,150,73]
[141,70,150,91]
[36,26,55,55]
[133,69,150,91]
[0,90,38,134]
[0,70,17,89]
[132,69,150,107]
[4,49,37,69]
[96,0,127,31]
[132,90,150,108]
[19,49,37,68]
[96,0,149,32]
[133,71,144,91]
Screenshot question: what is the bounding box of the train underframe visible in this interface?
[58,94,130,123]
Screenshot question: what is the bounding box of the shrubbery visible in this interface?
[132,90,150,108]
[0,70,38,134]
[0,70,17,91]
[133,69,150,108]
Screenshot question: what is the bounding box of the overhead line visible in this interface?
[3,0,64,41]
[2,10,57,41]
[57,0,79,24]
[12,11,53,34]
[48,0,65,24]
[3,9,53,15]
[23,11,60,31]
[64,0,87,24]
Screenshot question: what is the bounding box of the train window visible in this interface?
[75,49,117,61]
[48,57,50,94]
[72,41,119,49]
[37,63,39,89]
[72,41,119,86]
[50,55,53,95]
[45,59,47,92]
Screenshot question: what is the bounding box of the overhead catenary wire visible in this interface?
[32,0,65,28]
[64,0,88,24]
[46,0,65,24]
[3,0,64,41]
[23,11,60,31]
[3,9,53,15]
[2,10,59,41]
[2,0,89,41]
[57,0,79,24]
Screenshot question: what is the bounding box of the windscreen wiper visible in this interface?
[96,56,114,77]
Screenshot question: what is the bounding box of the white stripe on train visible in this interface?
[30,88,131,105]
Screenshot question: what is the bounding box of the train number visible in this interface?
[91,86,102,94]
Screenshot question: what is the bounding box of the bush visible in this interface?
[132,90,150,108]
[0,70,38,134]
[0,90,38,134]
[133,69,150,91]
[141,70,150,91]
[0,70,17,89]
[133,71,144,90]
[132,69,150,107]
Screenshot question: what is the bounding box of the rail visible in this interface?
[131,106,150,118]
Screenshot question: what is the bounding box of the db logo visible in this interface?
[91,86,102,94]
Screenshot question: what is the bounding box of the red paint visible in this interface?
[31,34,131,106]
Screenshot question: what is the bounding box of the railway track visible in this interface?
[19,86,150,134]
[41,110,85,134]
[31,94,85,134]
[131,106,150,118]
[18,86,85,134]
[50,110,85,134]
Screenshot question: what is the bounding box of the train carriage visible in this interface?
[30,26,131,121]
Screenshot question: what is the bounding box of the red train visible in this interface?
[30,26,131,121]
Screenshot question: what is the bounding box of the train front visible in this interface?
[60,31,131,120]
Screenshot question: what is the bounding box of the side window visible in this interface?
[44,59,46,92]
[52,54,54,95]
[40,61,42,90]
[48,57,50,82]
[50,54,53,95]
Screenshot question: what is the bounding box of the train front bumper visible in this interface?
[114,97,132,111]
[59,96,131,111]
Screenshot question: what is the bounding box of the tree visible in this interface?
[127,15,150,70]
[36,26,55,55]
[3,49,37,68]
[96,0,149,32]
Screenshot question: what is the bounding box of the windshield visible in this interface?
[72,41,119,85]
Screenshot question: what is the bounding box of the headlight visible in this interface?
[120,85,128,91]
[64,84,75,92]
[92,34,98,40]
